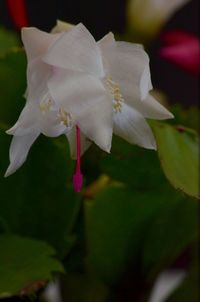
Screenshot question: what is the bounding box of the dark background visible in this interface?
[0,0,199,106]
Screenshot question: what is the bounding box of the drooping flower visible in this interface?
[5,27,92,185]
[160,30,200,76]
[5,23,173,192]
[127,0,191,42]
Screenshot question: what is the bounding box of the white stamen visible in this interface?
[58,108,72,127]
[39,99,52,113]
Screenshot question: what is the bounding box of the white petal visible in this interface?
[43,23,104,77]
[21,27,61,61]
[26,59,51,104]
[66,127,91,159]
[127,94,174,120]
[6,103,38,136]
[98,32,116,74]
[40,110,68,137]
[47,69,113,152]
[113,103,156,150]
[7,101,67,138]
[98,39,152,101]
[51,20,75,33]
[98,32,115,55]
[5,132,40,177]
[140,64,153,100]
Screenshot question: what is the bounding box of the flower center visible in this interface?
[39,99,52,113]
[39,100,72,128]
[106,77,124,112]
[58,108,73,127]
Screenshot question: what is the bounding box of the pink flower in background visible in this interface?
[160,30,200,76]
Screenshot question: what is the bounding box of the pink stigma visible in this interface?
[73,126,83,192]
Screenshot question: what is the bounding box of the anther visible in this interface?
[39,99,52,113]
[106,77,124,112]
[58,108,72,127]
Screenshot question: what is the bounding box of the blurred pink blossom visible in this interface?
[160,30,200,76]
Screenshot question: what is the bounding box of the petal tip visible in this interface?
[6,129,14,135]
[4,166,13,178]
[151,136,157,150]
[152,144,157,151]
[104,142,112,153]
[160,110,174,120]
[168,112,175,119]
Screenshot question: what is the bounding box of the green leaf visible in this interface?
[60,274,109,302]
[152,122,199,199]
[142,197,198,280]
[171,105,200,132]
[0,234,64,298]
[85,185,177,284]
[0,128,80,257]
[99,136,166,190]
[0,49,26,125]
[0,27,20,57]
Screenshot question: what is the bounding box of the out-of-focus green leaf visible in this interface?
[0,234,64,298]
[0,49,26,125]
[152,122,199,199]
[142,197,198,280]
[171,105,200,132]
[0,216,10,233]
[0,27,20,57]
[60,274,109,302]
[85,185,182,284]
[99,136,166,190]
[0,127,79,257]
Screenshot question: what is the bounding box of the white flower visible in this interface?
[127,0,191,41]
[43,23,173,150]
[5,23,173,188]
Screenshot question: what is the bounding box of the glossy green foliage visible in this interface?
[85,186,198,285]
[152,122,199,199]
[0,234,64,298]
[97,136,166,190]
